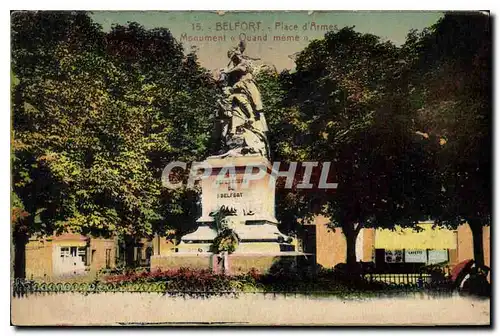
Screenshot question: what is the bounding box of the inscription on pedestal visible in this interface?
[198,157,277,223]
[217,192,244,198]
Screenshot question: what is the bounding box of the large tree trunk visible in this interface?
[469,220,485,267]
[344,226,358,266]
[123,236,137,268]
[13,231,28,279]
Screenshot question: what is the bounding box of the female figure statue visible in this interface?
[212,41,270,159]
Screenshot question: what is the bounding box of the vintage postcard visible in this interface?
[10,10,491,326]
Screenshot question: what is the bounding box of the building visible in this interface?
[310,216,491,271]
[23,233,157,280]
[24,233,117,280]
[20,216,490,280]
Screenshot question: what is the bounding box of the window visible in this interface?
[385,250,404,263]
[404,250,427,263]
[60,246,87,264]
[105,249,111,269]
[427,250,449,265]
[60,247,70,258]
[383,249,449,264]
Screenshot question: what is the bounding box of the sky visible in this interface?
[91,11,444,71]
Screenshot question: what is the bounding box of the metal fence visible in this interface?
[12,272,454,298]
[362,273,452,289]
[12,279,166,295]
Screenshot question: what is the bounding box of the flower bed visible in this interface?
[102,267,372,295]
[104,267,263,293]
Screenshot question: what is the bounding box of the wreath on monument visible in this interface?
[210,206,241,254]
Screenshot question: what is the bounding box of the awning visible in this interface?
[375,223,457,249]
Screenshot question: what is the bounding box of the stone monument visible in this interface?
[153,42,306,274]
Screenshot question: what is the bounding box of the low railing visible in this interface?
[12,279,168,296]
[362,272,452,290]
[12,275,455,298]
[364,273,430,285]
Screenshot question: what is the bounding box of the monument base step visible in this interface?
[175,241,296,254]
[150,251,315,275]
[181,223,292,244]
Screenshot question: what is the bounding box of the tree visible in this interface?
[256,69,313,237]
[12,23,162,249]
[11,12,220,274]
[11,11,107,277]
[12,12,162,272]
[103,23,219,259]
[279,27,432,266]
[406,13,492,266]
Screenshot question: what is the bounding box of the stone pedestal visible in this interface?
[177,155,294,254]
[197,155,278,224]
